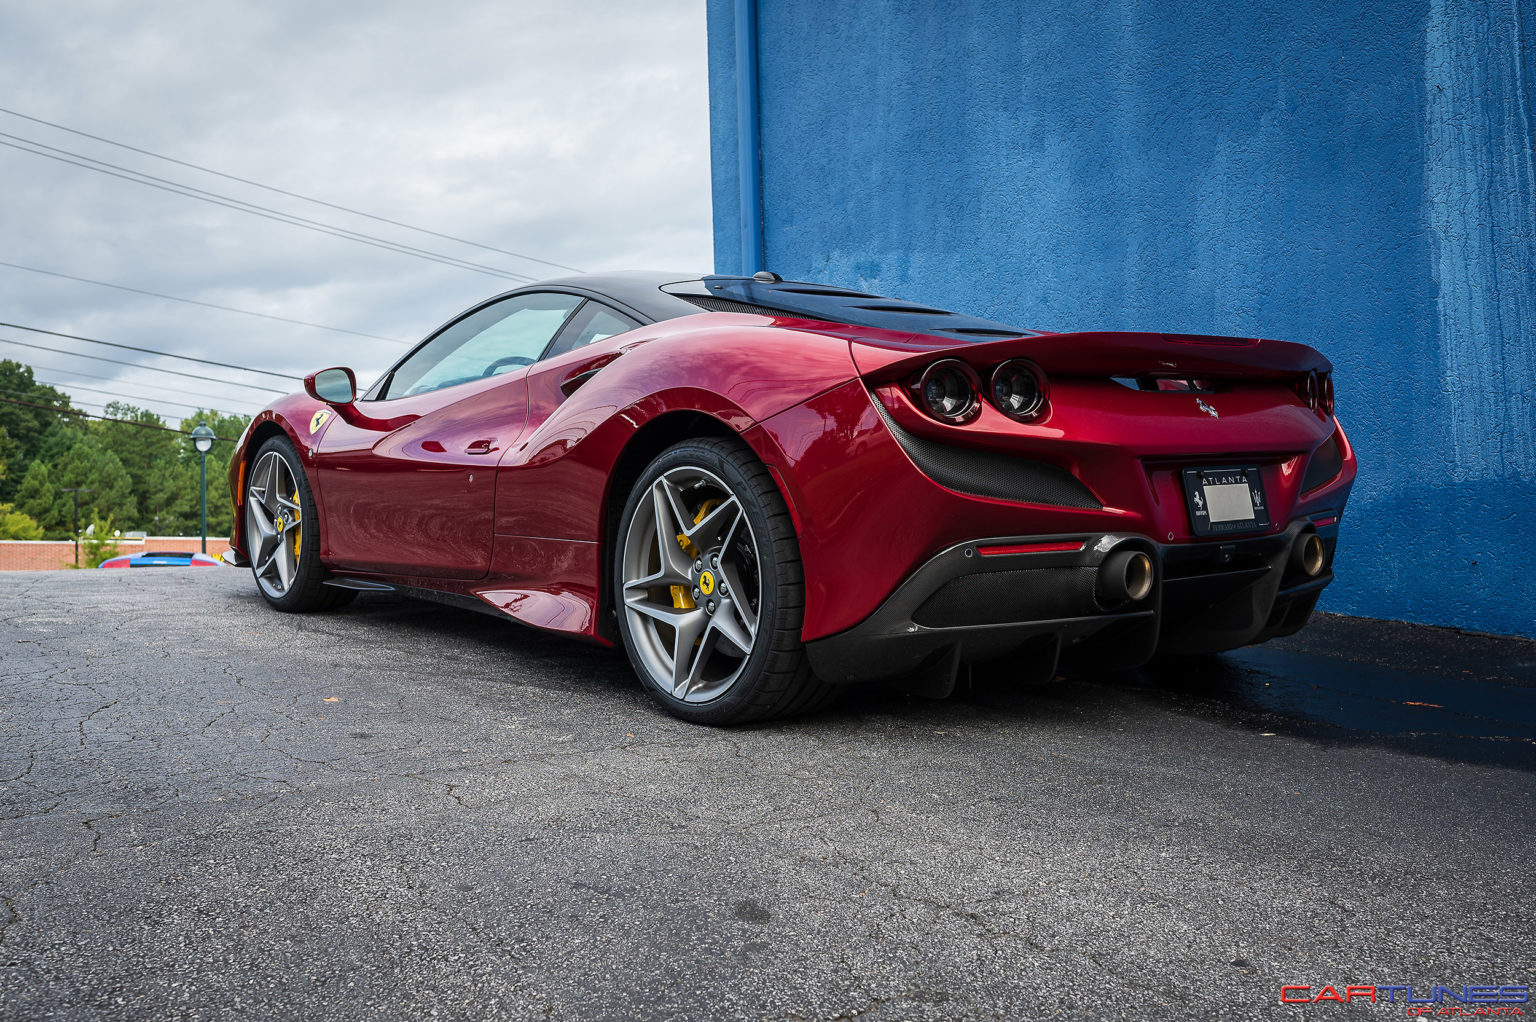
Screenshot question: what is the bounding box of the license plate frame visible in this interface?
[1182,465,1270,536]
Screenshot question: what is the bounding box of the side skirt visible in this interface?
[323,576,511,622]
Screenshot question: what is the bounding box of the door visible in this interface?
[314,292,584,578]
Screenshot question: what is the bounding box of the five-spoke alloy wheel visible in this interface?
[620,464,761,702]
[246,446,304,599]
[245,436,353,612]
[614,438,831,724]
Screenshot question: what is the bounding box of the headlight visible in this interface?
[990,360,1048,422]
[915,360,980,424]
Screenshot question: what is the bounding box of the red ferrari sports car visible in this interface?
[227,271,1355,723]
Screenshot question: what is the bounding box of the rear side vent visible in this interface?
[683,296,797,318]
[854,304,949,315]
[872,396,1103,509]
[1301,433,1343,492]
[778,286,877,298]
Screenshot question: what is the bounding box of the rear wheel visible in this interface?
[614,438,834,724]
[245,437,354,612]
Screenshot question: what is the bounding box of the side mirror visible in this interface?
[305,367,357,405]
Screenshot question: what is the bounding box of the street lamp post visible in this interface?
[190,425,216,554]
[59,487,93,567]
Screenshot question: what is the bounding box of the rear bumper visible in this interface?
[804,517,1337,685]
[752,378,1356,644]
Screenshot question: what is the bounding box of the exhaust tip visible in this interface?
[1122,551,1154,601]
[1293,532,1327,578]
[1100,549,1155,605]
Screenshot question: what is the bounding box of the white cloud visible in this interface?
[0,0,712,419]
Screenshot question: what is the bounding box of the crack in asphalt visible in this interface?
[1,570,1532,1021]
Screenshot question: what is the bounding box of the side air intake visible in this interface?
[871,395,1103,510]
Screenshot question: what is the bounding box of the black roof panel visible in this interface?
[529,271,702,322]
[516,271,1037,340]
[663,275,1037,340]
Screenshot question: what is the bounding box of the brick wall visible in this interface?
[0,537,232,571]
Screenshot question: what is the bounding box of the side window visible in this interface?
[383,292,584,398]
[546,302,640,360]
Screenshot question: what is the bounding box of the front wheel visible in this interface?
[614,438,833,725]
[244,437,354,612]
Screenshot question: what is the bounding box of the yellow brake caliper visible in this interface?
[291,491,302,558]
[669,498,720,610]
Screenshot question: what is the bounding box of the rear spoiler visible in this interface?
[850,331,1331,380]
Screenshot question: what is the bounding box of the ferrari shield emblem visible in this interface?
[309,409,332,434]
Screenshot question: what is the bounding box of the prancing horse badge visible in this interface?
[309,409,332,434]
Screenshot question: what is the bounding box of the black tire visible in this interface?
[245,436,355,613]
[613,437,835,725]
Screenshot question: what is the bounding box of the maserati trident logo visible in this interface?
[1196,397,1219,419]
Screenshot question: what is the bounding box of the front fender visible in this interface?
[226,393,333,558]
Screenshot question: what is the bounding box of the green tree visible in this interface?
[35,420,87,465]
[19,438,137,537]
[14,460,55,533]
[0,361,73,502]
[78,514,121,568]
[176,409,250,540]
[94,402,189,534]
[0,501,44,540]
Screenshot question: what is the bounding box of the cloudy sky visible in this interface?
[0,0,712,424]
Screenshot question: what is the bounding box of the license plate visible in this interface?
[1182,466,1270,536]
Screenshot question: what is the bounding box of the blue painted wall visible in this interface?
[707,0,1536,638]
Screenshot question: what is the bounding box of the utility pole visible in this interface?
[59,487,93,567]
[190,425,215,554]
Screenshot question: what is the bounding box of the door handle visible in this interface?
[465,439,498,455]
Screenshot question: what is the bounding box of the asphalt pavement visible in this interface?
[2,569,1533,1020]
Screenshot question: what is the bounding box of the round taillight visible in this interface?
[1302,372,1319,410]
[990,360,1048,422]
[1320,373,1334,416]
[916,360,980,423]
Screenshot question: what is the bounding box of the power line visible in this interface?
[27,367,252,418]
[0,394,239,440]
[0,135,534,286]
[31,390,194,420]
[28,378,249,418]
[0,336,288,395]
[0,320,297,380]
[0,387,72,415]
[0,387,195,425]
[0,106,583,274]
[0,259,405,343]
[55,395,218,428]
[0,134,539,284]
[2,356,255,417]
